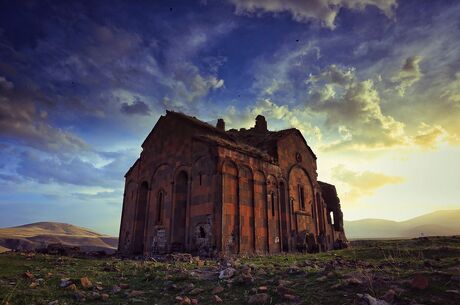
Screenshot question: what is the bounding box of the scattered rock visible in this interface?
[29,282,38,289]
[196,260,205,267]
[212,286,224,294]
[128,290,145,297]
[382,289,396,303]
[288,266,302,274]
[411,274,429,290]
[278,279,293,286]
[119,283,130,289]
[66,284,77,291]
[317,275,327,282]
[23,271,34,279]
[80,277,92,289]
[189,288,205,295]
[357,293,390,305]
[283,293,300,302]
[101,293,109,300]
[176,296,184,302]
[248,293,270,304]
[219,267,236,279]
[179,296,192,305]
[258,286,268,293]
[345,277,363,285]
[255,268,267,276]
[213,295,223,303]
[59,278,72,288]
[48,301,59,305]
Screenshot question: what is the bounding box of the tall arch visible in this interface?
[279,181,289,252]
[172,171,188,252]
[288,166,314,237]
[222,160,238,254]
[132,181,149,254]
[239,165,254,253]
[254,170,268,253]
[267,174,280,253]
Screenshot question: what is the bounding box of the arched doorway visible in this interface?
[133,181,148,254]
[172,171,188,252]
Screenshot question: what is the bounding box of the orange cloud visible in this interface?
[332,164,405,203]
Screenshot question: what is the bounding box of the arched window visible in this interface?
[298,184,305,210]
[271,192,275,217]
[156,190,164,224]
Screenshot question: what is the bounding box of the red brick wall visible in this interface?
[253,170,268,253]
[119,114,345,256]
[222,160,238,254]
[267,175,281,253]
[239,166,254,254]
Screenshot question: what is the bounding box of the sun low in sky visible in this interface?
[0,0,459,235]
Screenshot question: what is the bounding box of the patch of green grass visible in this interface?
[1,236,459,305]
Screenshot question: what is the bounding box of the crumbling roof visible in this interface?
[144,110,316,163]
[227,128,317,160]
[195,134,274,161]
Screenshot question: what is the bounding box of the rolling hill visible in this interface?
[0,222,118,253]
[345,209,460,239]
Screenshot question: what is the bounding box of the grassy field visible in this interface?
[1,236,459,305]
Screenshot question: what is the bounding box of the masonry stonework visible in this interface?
[118,111,347,256]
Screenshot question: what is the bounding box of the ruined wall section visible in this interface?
[119,115,219,256]
[118,160,141,254]
[217,146,282,254]
[189,140,219,256]
[277,133,318,238]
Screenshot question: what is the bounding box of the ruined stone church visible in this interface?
[118,111,347,256]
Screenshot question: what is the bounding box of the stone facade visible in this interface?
[118,111,347,256]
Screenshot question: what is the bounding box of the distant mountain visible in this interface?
[345,209,460,239]
[0,222,118,253]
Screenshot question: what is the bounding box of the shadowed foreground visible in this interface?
[1,236,459,305]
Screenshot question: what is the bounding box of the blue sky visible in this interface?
[1,0,460,235]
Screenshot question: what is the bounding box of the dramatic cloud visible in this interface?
[229,0,397,29]
[0,92,89,153]
[1,0,460,232]
[391,55,423,96]
[437,72,460,144]
[251,42,321,99]
[15,149,136,187]
[0,76,14,90]
[307,65,407,151]
[413,123,446,149]
[332,164,405,202]
[221,99,322,143]
[120,98,151,116]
